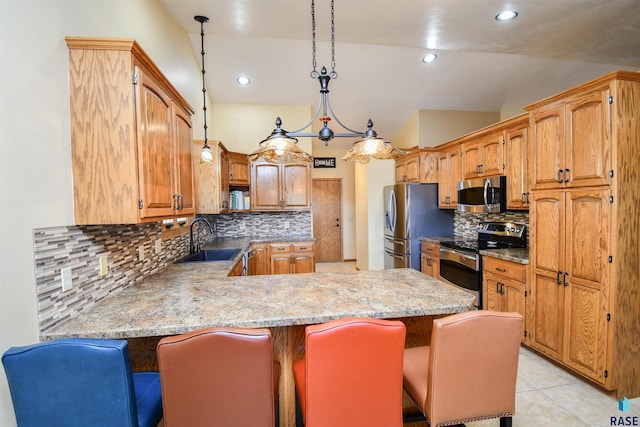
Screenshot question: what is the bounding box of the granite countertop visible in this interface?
[40,267,475,340]
[479,248,529,264]
[419,236,454,244]
[196,235,317,265]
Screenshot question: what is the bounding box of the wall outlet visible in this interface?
[154,238,162,254]
[284,221,290,229]
[138,246,145,261]
[61,267,72,292]
[239,219,245,230]
[99,256,108,277]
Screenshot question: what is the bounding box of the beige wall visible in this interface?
[210,103,312,155]
[393,109,501,148]
[0,1,205,425]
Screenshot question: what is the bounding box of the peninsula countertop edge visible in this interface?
[41,266,475,341]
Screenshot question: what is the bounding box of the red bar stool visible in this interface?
[157,327,280,427]
[293,317,406,427]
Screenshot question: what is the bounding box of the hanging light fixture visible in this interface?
[194,15,213,162]
[249,0,406,164]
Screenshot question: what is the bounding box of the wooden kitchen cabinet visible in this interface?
[268,242,315,274]
[482,257,527,340]
[228,151,250,187]
[529,86,611,190]
[395,150,421,183]
[66,37,195,224]
[247,243,268,276]
[523,72,640,398]
[461,131,504,179]
[504,117,530,209]
[420,241,440,278]
[227,257,245,277]
[529,188,611,383]
[193,140,230,214]
[250,160,311,211]
[437,144,461,209]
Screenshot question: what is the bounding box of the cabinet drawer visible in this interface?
[293,242,314,253]
[483,257,526,282]
[269,243,291,253]
[421,241,439,255]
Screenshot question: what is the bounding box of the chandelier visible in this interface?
[249,0,406,164]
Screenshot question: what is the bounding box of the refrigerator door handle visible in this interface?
[384,249,406,260]
[389,189,397,232]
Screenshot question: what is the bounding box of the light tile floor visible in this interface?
[315,262,640,427]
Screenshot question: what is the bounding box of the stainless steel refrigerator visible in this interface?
[384,183,454,270]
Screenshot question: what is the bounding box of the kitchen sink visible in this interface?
[175,248,242,263]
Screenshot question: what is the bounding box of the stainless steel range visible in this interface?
[439,221,527,309]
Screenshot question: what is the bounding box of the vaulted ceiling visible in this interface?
[161,0,640,147]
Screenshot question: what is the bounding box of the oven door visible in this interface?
[439,247,481,309]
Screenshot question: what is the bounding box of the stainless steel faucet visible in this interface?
[189,217,214,255]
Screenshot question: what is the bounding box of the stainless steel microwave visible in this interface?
[457,176,506,213]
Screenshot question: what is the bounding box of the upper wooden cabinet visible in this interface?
[529,86,611,190]
[437,144,461,209]
[66,37,194,224]
[228,151,250,187]
[394,149,438,183]
[193,140,225,214]
[250,160,311,211]
[504,116,530,210]
[461,131,504,179]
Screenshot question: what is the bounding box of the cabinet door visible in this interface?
[420,151,438,183]
[438,147,460,208]
[505,125,529,209]
[483,273,503,312]
[249,244,268,276]
[461,143,482,179]
[292,253,315,273]
[530,103,565,190]
[251,162,281,210]
[271,255,292,275]
[283,163,311,209]
[565,89,611,188]
[395,161,407,183]
[480,132,504,177]
[503,278,526,339]
[405,155,420,182]
[229,152,250,186]
[173,104,195,215]
[193,140,221,214]
[136,67,175,218]
[529,190,565,359]
[563,188,610,383]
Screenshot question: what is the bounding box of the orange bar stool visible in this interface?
[403,311,523,427]
[156,327,280,427]
[293,317,406,427]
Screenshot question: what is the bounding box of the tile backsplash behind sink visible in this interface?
[33,211,312,333]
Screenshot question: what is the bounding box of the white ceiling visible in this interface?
[160,0,640,148]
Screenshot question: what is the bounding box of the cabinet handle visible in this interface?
[563,272,569,286]
[557,271,563,285]
[526,192,530,204]
[521,192,526,204]
[564,168,570,183]
[557,170,564,183]
[500,282,505,295]
[496,281,501,294]
[495,267,506,272]
[480,164,484,174]
[172,194,179,210]
[230,173,233,181]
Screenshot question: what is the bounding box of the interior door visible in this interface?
[312,179,343,262]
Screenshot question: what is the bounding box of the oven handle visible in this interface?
[439,247,479,271]
[384,249,406,260]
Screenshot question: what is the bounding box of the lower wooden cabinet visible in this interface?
[227,257,245,277]
[247,243,268,276]
[482,257,528,341]
[420,242,440,278]
[269,242,315,274]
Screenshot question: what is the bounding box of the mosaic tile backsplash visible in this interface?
[454,210,530,241]
[33,211,312,332]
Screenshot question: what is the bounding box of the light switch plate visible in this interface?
[61,267,72,292]
[154,239,162,254]
[138,246,145,261]
[99,256,108,277]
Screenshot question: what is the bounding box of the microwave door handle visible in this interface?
[484,179,490,207]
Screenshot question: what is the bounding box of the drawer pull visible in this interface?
[495,267,506,272]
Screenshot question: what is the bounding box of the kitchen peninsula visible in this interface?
[42,264,474,427]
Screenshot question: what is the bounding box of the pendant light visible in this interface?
[194,15,213,163]
[250,0,406,164]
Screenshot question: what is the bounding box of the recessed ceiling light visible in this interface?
[236,75,251,85]
[495,10,518,21]
[422,53,438,63]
